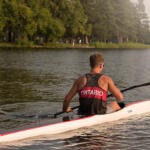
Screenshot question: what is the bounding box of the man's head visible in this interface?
[90,53,104,69]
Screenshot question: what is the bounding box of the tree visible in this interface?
[34,8,65,42]
[0,1,5,39]
[52,0,90,43]
[81,0,117,42]
[0,0,149,44]
[81,0,150,43]
[135,0,150,43]
[2,0,36,42]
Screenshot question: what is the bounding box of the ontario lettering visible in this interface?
[81,89,103,97]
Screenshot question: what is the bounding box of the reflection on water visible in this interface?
[0,68,38,105]
[0,67,67,105]
[0,48,150,149]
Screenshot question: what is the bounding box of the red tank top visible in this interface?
[78,74,107,115]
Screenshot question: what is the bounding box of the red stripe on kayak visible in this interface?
[0,115,95,137]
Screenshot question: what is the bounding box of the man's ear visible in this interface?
[99,64,103,69]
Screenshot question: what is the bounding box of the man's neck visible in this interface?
[90,68,101,74]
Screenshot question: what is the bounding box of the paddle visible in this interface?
[16,82,150,119]
[54,82,150,117]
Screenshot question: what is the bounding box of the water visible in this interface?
[0,48,150,149]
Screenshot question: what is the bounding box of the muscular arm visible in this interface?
[63,76,86,112]
[108,77,123,101]
[63,79,78,112]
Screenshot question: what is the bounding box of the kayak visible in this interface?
[0,100,150,143]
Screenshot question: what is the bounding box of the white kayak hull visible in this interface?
[0,100,150,143]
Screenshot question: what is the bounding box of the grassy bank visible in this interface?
[0,42,92,49]
[90,42,150,49]
[0,42,149,49]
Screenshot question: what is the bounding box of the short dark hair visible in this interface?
[90,53,104,68]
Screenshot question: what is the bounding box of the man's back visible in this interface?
[63,53,123,113]
[76,74,109,92]
[78,73,108,115]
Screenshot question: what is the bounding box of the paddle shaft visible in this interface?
[54,82,150,117]
[108,82,150,98]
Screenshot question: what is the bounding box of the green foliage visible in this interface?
[0,0,149,46]
[0,1,4,32]
[53,0,88,38]
[81,0,150,44]
[35,8,65,41]
[15,38,34,47]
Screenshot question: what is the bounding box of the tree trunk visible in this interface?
[85,35,89,44]
[125,36,129,42]
[117,35,123,43]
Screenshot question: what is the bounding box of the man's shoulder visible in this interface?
[101,74,112,82]
[76,74,86,83]
[74,74,87,90]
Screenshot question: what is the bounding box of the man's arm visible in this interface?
[108,77,123,101]
[63,79,78,112]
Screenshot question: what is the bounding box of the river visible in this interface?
[0,48,150,149]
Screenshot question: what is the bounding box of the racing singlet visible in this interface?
[78,74,107,115]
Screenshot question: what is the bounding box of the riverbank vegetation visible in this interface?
[90,42,150,49]
[0,0,150,48]
[0,42,149,49]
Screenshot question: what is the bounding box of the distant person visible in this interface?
[63,53,124,115]
[79,39,81,44]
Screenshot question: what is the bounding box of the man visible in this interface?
[63,53,124,115]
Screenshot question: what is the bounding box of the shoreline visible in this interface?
[0,42,149,49]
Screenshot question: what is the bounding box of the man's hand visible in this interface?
[118,102,126,108]
[66,107,72,112]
